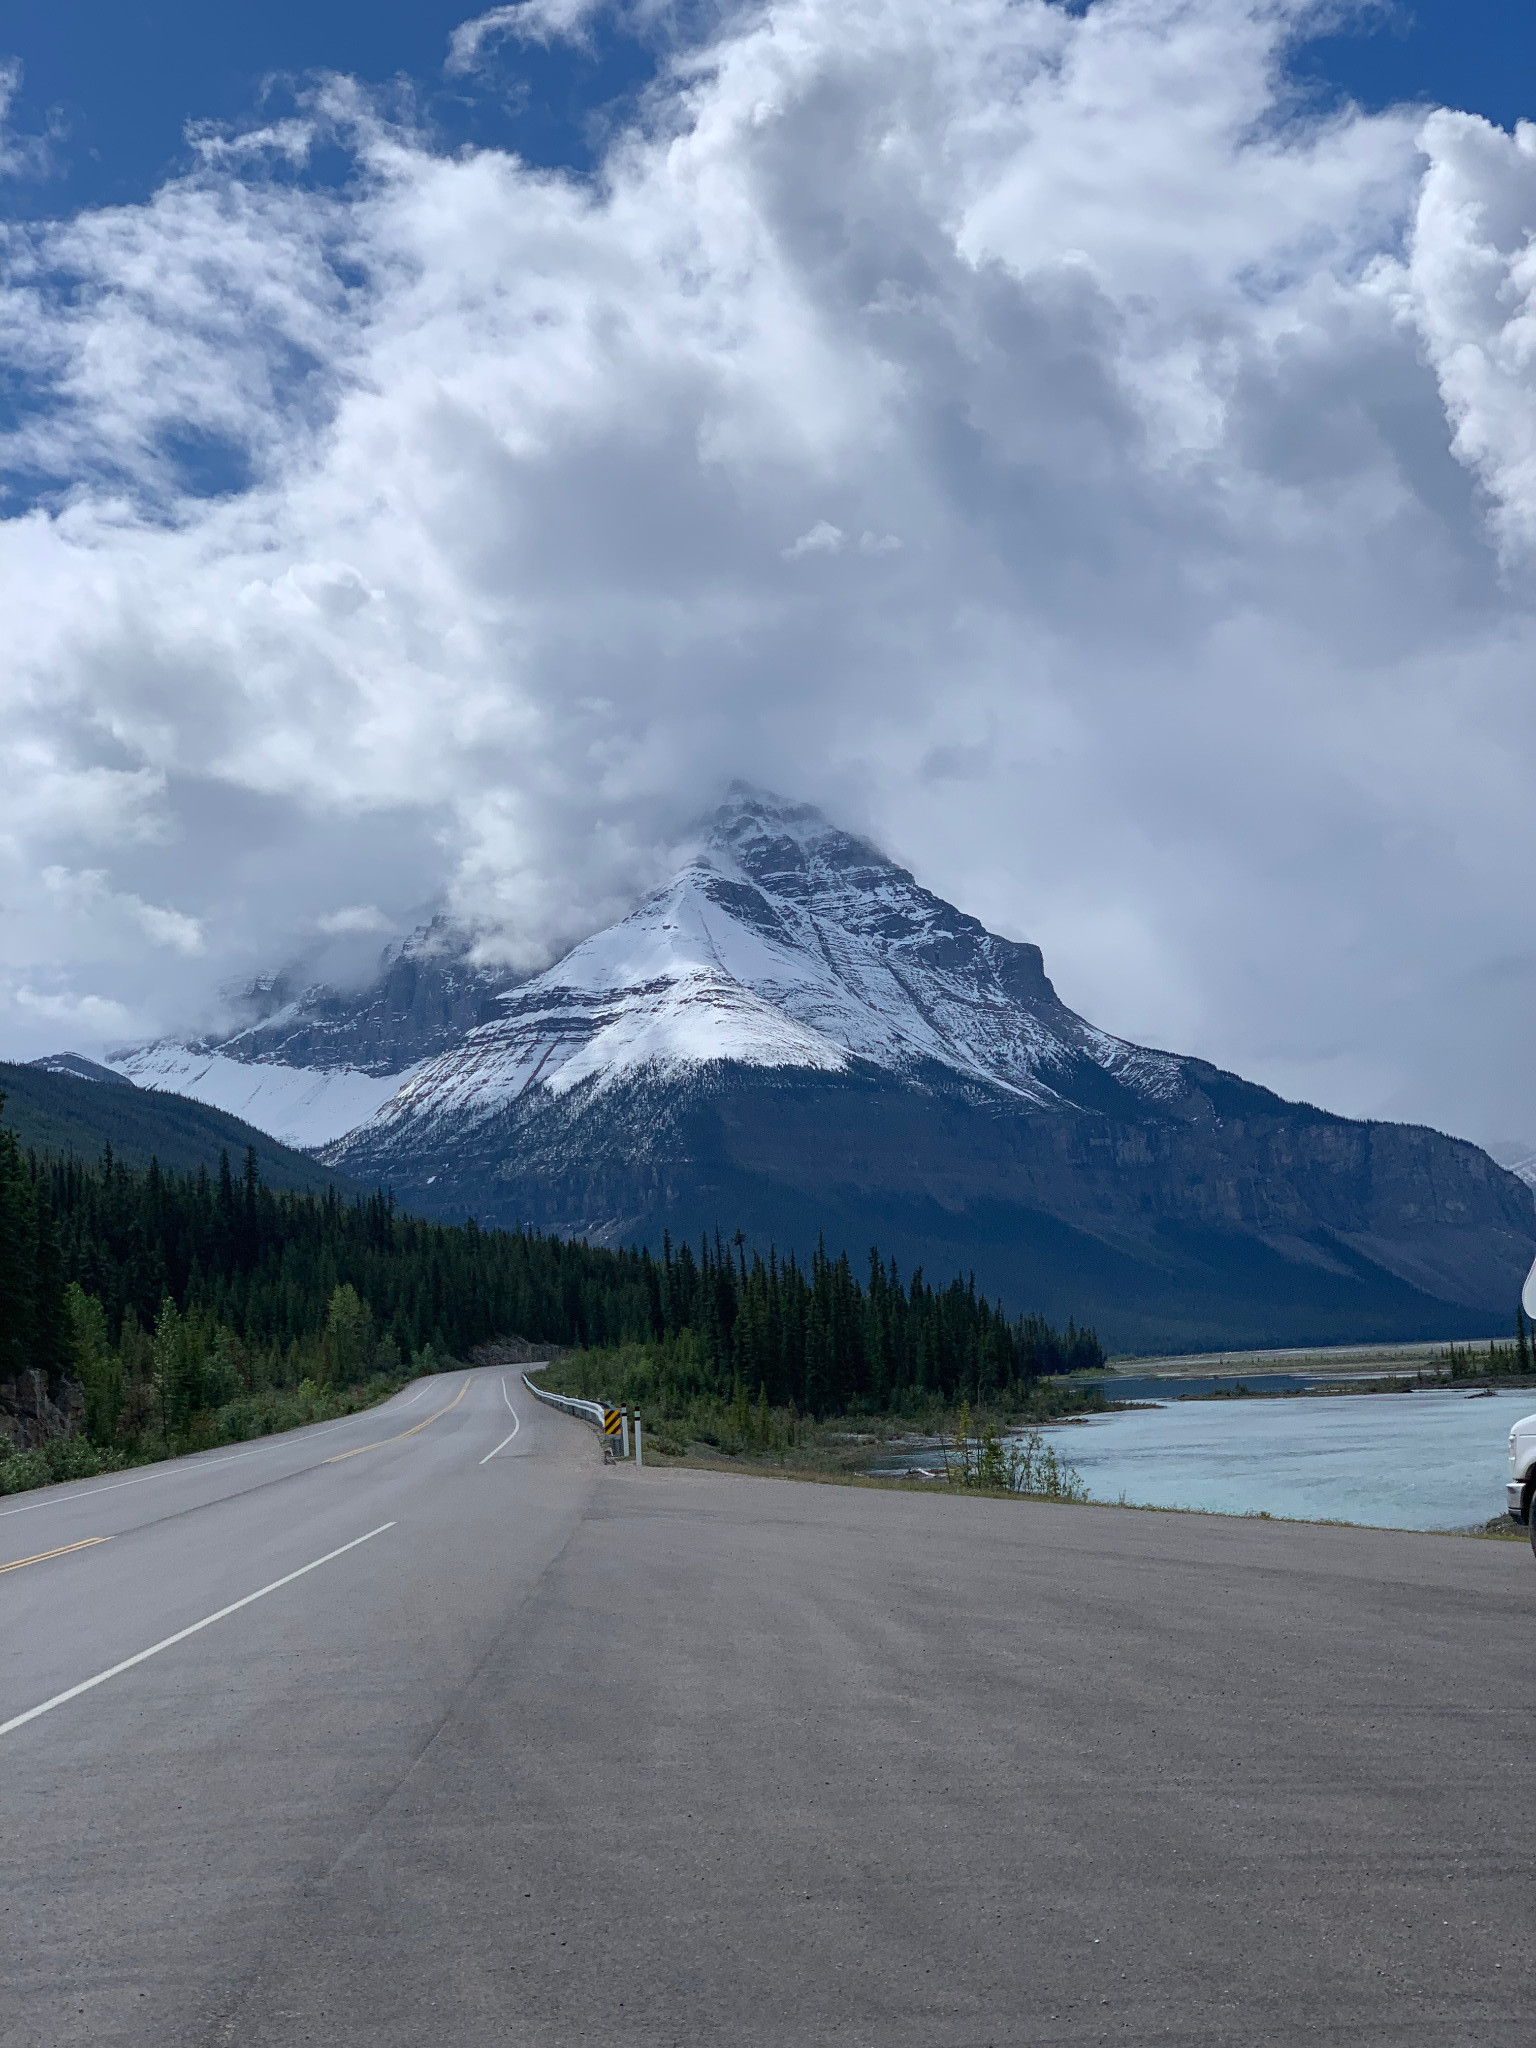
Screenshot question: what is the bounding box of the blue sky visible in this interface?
[1295,1,1536,127]
[2,1,1532,219]
[0,0,656,216]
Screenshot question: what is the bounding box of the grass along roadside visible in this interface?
[0,1371,417,1499]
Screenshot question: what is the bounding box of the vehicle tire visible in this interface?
[1528,1484,1536,1557]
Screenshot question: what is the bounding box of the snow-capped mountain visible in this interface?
[347,785,1187,1147]
[318,788,1533,1349]
[103,786,1534,1348]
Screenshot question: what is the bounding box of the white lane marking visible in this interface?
[0,1383,435,1522]
[0,1522,396,1741]
[479,1378,522,1464]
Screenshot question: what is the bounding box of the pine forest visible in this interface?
[0,1095,1104,1488]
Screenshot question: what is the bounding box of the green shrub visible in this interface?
[0,1435,131,1495]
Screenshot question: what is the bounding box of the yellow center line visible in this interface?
[1,1536,112,1576]
[323,1377,473,1463]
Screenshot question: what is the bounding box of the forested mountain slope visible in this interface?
[0,1061,359,1192]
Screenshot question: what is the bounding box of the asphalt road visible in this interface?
[2,1367,1532,2046]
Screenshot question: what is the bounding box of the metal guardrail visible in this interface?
[522,1372,644,1465]
[522,1372,606,1431]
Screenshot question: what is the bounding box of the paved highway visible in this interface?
[2,1367,1532,2045]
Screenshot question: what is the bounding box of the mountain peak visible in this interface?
[705,784,945,920]
[316,783,1536,1351]
[109,784,1128,1141]
[714,780,837,828]
[706,784,864,874]
[321,783,1184,1147]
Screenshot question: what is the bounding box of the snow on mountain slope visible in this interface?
[95,787,1204,1159]
[348,785,1187,1149]
[102,914,517,1149]
[109,1044,418,1150]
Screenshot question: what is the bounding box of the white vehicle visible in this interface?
[1510,1415,1536,1546]
[1508,1258,1536,1549]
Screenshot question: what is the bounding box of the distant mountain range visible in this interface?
[97,786,1534,1352]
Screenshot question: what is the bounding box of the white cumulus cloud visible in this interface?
[0,0,1535,1147]
[1384,111,1536,560]
[784,520,846,559]
[446,0,604,72]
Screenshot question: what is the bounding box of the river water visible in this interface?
[1026,1386,1536,1531]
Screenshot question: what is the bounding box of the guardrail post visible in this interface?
[635,1414,643,1468]
[621,1405,630,1459]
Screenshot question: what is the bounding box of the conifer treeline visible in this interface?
[647,1229,1103,1410]
[0,1103,70,1387]
[1,1103,1103,1423]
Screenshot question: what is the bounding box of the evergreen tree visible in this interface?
[0,1110,38,1380]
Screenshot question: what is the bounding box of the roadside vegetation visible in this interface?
[529,1351,1102,1499]
[0,1363,409,1498]
[515,1231,1104,1423]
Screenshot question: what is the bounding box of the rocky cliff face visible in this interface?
[205,918,521,1076]
[1,1369,84,1453]
[109,919,524,1149]
[320,788,1536,1350]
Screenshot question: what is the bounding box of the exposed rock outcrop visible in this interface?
[0,1371,85,1454]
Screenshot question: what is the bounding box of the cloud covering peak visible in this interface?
[3,0,1536,1143]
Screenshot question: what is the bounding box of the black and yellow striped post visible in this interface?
[602,1406,622,1463]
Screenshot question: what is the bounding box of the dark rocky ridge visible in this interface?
[329,1061,1531,1353]
[29,1053,134,1086]
[203,917,522,1077]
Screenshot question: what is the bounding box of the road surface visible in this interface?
[1,1365,1531,2045]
